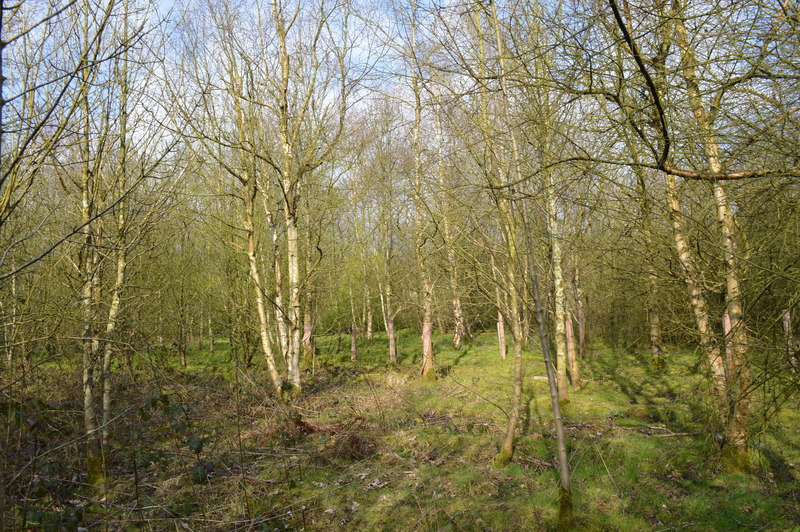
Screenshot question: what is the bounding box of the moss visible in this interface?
[279,382,302,402]
[651,355,668,372]
[493,447,513,467]
[557,487,573,531]
[721,445,751,473]
[86,454,106,496]
[421,368,437,382]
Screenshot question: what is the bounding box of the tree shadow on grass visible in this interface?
[522,392,546,435]
[395,351,419,366]
[452,346,472,367]
[583,349,706,434]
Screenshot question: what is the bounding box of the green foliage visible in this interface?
[190,462,214,484]
[187,435,204,454]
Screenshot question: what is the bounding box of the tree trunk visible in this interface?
[665,174,726,395]
[647,274,665,367]
[197,315,204,351]
[209,317,215,355]
[303,237,315,360]
[380,281,398,366]
[433,106,468,350]
[497,308,507,362]
[573,263,586,359]
[365,285,374,343]
[715,182,751,467]
[242,173,283,395]
[783,309,792,352]
[78,23,104,489]
[491,255,507,361]
[387,316,397,366]
[101,29,130,452]
[303,312,314,360]
[566,312,579,388]
[492,35,526,468]
[179,328,187,368]
[349,286,358,363]
[547,174,570,400]
[409,31,435,380]
[784,309,797,370]
[81,242,102,491]
[675,10,751,466]
[529,244,572,527]
[265,202,290,366]
[285,217,303,391]
[101,246,126,452]
[274,3,303,395]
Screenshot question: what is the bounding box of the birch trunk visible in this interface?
[387,315,397,366]
[208,317,215,355]
[226,64,283,384]
[573,263,586,359]
[101,17,130,451]
[675,9,751,465]
[647,269,665,366]
[264,200,290,366]
[77,7,104,487]
[365,285,374,342]
[485,1,526,465]
[497,310,507,362]
[547,174,570,399]
[101,236,125,451]
[303,235,315,359]
[784,310,796,368]
[530,247,572,527]
[566,312,580,388]
[350,286,358,363]
[274,1,303,393]
[285,210,302,390]
[303,304,315,360]
[714,182,751,462]
[409,22,435,379]
[434,107,467,350]
[380,281,398,366]
[244,176,282,394]
[490,256,508,361]
[665,174,726,395]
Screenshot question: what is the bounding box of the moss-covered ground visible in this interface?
[4,330,799,530]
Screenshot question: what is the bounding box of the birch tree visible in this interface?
[174,0,359,396]
[592,0,800,467]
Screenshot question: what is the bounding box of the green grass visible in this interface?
[5,331,800,530]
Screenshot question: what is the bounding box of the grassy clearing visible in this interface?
[4,331,800,530]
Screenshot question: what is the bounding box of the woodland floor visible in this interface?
[4,330,800,531]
